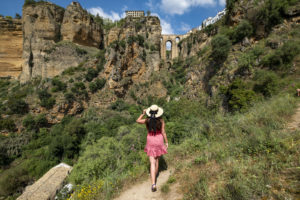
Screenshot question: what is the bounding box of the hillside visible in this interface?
[0,0,300,199]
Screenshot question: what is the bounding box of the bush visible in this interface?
[51,77,67,92]
[226,79,257,112]
[257,0,297,32]
[119,40,126,49]
[5,16,13,20]
[88,78,105,93]
[137,35,145,46]
[211,34,232,63]
[110,100,129,111]
[127,36,137,46]
[253,70,280,97]
[40,97,56,109]
[7,98,29,114]
[75,47,87,55]
[85,68,98,82]
[15,13,21,19]
[262,40,300,70]
[231,20,253,43]
[23,114,35,130]
[0,118,16,132]
[23,114,48,131]
[64,92,75,103]
[38,89,55,109]
[24,0,36,6]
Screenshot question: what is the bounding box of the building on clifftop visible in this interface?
[125,11,145,18]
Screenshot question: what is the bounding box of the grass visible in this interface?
[164,94,300,200]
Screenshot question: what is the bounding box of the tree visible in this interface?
[147,10,151,16]
[15,13,21,19]
[211,34,232,63]
[24,0,36,6]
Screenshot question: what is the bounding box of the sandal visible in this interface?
[151,184,157,192]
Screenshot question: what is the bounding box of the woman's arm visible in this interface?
[161,119,168,149]
[136,109,147,124]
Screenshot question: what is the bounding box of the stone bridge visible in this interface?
[160,34,188,61]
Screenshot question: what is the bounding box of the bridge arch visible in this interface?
[161,34,187,60]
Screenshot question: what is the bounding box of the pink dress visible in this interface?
[144,130,167,157]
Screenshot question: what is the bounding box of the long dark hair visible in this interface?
[146,117,162,133]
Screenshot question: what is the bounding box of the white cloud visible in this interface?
[180,22,191,32]
[219,0,226,6]
[88,7,122,21]
[146,0,157,11]
[161,19,174,34]
[161,0,216,15]
[152,13,174,34]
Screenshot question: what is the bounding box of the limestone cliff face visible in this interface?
[19,2,65,83]
[104,16,162,97]
[61,2,103,48]
[0,18,23,78]
[19,2,103,83]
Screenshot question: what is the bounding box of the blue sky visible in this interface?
[0,0,225,35]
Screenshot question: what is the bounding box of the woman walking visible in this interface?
[136,105,168,192]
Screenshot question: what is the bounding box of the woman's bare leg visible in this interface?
[149,156,156,185]
[155,157,159,178]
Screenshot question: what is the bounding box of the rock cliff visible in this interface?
[19,1,103,83]
[0,17,23,78]
[61,2,103,48]
[103,16,162,97]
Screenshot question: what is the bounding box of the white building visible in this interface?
[125,11,145,18]
[197,9,226,30]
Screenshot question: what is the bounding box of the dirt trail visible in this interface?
[287,104,300,130]
[114,168,182,200]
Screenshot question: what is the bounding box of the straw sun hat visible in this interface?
[146,105,164,118]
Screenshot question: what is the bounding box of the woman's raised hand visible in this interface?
[143,109,147,115]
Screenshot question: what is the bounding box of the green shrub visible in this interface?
[85,68,98,82]
[135,22,142,31]
[262,40,300,70]
[0,164,31,196]
[75,47,87,55]
[71,82,88,99]
[0,118,16,132]
[35,114,48,128]
[150,44,156,51]
[137,35,144,46]
[89,82,97,93]
[15,13,21,19]
[226,79,257,112]
[23,114,48,131]
[257,0,298,32]
[7,98,29,114]
[231,20,253,43]
[253,70,280,97]
[23,114,35,130]
[38,89,55,109]
[203,24,218,36]
[280,40,300,64]
[225,0,238,24]
[51,77,67,92]
[211,34,232,63]
[24,0,36,6]
[110,100,129,111]
[89,78,105,93]
[40,97,56,109]
[127,36,137,46]
[64,92,75,103]
[119,40,126,49]
[5,16,13,20]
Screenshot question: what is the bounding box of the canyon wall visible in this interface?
[0,18,23,78]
